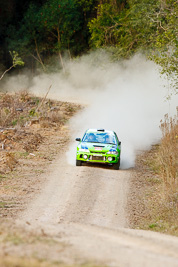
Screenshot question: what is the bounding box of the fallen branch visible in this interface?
[0,66,14,81]
[36,85,52,112]
[0,51,24,81]
[0,128,16,132]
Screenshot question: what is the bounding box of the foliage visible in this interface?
[10,51,24,67]
[0,51,24,81]
[0,0,177,80]
[89,0,178,80]
[6,0,94,70]
[150,0,178,82]
[40,0,82,51]
[89,4,122,47]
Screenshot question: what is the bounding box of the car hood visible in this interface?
[79,142,117,152]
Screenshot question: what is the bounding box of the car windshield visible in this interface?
[82,132,116,145]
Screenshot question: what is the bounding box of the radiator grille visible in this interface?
[90,151,105,154]
[91,156,105,161]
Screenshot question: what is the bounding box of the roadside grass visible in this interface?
[158,110,178,203]
[4,233,25,246]
[0,174,8,182]
[131,109,178,236]
[0,201,7,208]
[0,257,58,267]
[0,91,81,174]
[142,189,178,235]
[34,169,45,174]
[0,222,107,267]
[15,152,29,159]
[0,257,105,267]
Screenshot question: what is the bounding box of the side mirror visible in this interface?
[119,141,121,145]
[75,138,81,141]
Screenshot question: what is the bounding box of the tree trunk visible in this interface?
[34,38,46,72]
[57,28,65,72]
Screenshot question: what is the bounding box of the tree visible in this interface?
[39,0,83,69]
[151,0,177,80]
[88,2,131,55]
[89,0,177,85]
[7,0,87,71]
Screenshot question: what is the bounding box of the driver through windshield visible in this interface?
[82,132,116,145]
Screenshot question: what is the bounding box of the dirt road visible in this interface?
[16,151,178,267]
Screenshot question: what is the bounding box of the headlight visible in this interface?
[108,156,113,162]
[107,151,118,155]
[79,148,89,152]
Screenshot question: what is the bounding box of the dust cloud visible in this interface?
[2,52,177,168]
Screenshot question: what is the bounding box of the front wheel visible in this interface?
[76,160,82,166]
[112,158,120,170]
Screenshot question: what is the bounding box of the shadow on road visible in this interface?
[81,162,133,171]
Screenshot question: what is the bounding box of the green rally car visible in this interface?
[75,129,121,170]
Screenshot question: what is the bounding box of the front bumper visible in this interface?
[76,151,120,164]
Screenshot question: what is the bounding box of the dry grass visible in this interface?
[0,91,80,129]
[0,258,104,267]
[0,257,53,267]
[0,222,104,267]
[0,223,81,267]
[147,110,178,235]
[158,108,178,207]
[0,92,80,173]
[0,92,30,127]
[128,109,178,236]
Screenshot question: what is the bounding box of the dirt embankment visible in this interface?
[0,92,81,218]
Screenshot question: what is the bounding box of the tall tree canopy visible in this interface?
[89,0,177,78]
[0,0,177,79]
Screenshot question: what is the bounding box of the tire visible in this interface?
[76,160,82,166]
[112,158,120,170]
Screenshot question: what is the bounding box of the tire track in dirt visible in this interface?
[60,166,130,228]
[20,155,129,229]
